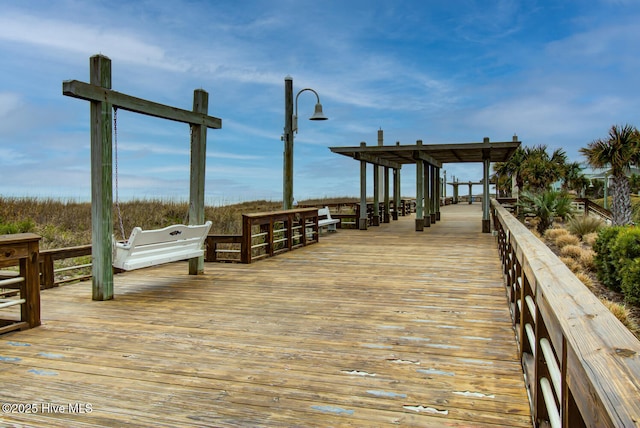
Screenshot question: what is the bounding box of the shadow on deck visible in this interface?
[0,203,531,427]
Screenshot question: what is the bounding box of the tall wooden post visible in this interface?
[90,54,114,301]
[424,162,431,227]
[359,142,368,230]
[377,129,385,202]
[468,181,473,204]
[383,167,390,223]
[283,77,294,210]
[393,167,400,220]
[189,89,208,274]
[435,166,441,221]
[372,159,380,226]
[453,180,459,204]
[482,137,491,233]
[415,140,424,231]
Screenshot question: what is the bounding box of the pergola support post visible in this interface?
[393,167,400,220]
[482,137,491,233]
[430,165,437,224]
[372,160,380,226]
[415,141,424,231]
[435,166,441,221]
[359,142,368,230]
[383,167,390,223]
[424,162,431,227]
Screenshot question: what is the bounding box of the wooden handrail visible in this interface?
[205,234,243,262]
[0,233,41,333]
[241,208,319,264]
[39,244,92,289]
[491,199,640,427]
[574,197,613,222]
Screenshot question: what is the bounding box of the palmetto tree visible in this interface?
[562,161,590,195]
[493,147,526,197]
[494,145,570,196]
[520,145,567,192]
[517,189,575,234]
[580,124,640,225]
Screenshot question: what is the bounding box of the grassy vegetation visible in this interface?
[0,196,358,249]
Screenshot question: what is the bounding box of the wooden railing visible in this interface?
[206,208,319,264]
[39,245,92,289]
[573,197,613,223]
[491,199,640,427]
[0,233,41,333]
[299,200,417,229]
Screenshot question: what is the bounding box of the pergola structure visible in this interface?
[329,134,521,233]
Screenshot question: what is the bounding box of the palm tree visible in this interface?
[580,124,640,225]
[562,162,590,195]
[517,189,575,234]
[520,145,567,192]
[493,147,526,197]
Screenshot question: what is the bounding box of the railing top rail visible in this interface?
[0,233,41,244]
[491,199,640,427]
[242,207,318,219]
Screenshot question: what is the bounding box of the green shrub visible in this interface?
[593,226,624,291]
[621,258,640,305]
[0,218,36,234]
[611,227,640,303]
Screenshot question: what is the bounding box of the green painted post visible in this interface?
[359,142,368,230]
[383,167,390,223]
[189,89,208,274]
[482,138,491,233]
[415,140,424,231]
[424,162,431,227]
[393,167,400,220]
[372,158,380,226]
[435,166,441,221]
[283,77,294,210]
[89,54,114,301]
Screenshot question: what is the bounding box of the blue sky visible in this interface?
[1,0,640,204]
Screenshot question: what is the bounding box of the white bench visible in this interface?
[113,221,212,271]
[318,207,340,232]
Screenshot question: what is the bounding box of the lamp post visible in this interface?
[282,76,328,210]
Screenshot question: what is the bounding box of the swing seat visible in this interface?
[113,221,212,271]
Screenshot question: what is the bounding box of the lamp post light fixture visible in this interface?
[283,76,328,210]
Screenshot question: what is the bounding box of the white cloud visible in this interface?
[0,11,188,72]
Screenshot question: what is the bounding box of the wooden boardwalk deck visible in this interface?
[0,204,531,427]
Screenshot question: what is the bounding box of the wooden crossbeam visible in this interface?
[411,150,442,168]
[354,152,401,169]
[63,80,222,129]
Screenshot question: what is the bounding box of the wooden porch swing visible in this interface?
[110,107,212,272]
[63,54,222,300]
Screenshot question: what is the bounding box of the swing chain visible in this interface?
[114,107,126,240]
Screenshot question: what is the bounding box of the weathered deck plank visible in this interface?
[0,204,531,427]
